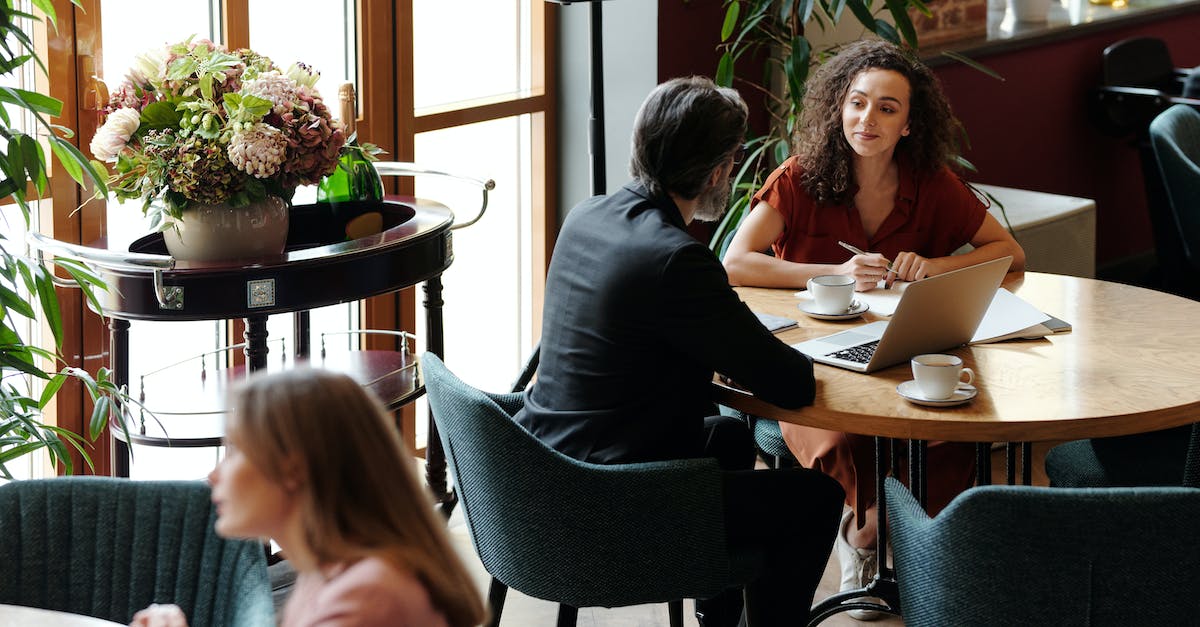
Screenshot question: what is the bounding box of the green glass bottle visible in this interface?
[318,83,384,240]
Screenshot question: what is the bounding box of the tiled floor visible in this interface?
[446,443,1054,626]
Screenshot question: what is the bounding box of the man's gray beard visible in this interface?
[692,178,732,223]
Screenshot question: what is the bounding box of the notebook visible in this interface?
[791,256,1012,373]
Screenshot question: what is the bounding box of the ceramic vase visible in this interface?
[162,196,289,262]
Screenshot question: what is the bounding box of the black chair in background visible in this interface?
[1092,37,1200,297]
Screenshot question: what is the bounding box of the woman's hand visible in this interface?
[130,604,189,627]
[889,252,948,284]
[838,253,892,291]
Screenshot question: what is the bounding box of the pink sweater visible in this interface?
[280,556,450,627]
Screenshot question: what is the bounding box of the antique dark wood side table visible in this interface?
[31,198,461,508]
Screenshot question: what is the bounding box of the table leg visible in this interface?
[1006,442,1019,484]
[976,443,992,486]
[294,310,310,359]
[1022,442,1033,485]
[422,277,455,514]
[110,318,131,478]
[807,436,902,625]
[243,315,269,371]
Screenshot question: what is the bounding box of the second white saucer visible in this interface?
[798,300,869,320]
[896,380,977,407]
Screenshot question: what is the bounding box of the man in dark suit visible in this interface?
[517,76,844,627]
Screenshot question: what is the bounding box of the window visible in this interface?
[41,0,555,476]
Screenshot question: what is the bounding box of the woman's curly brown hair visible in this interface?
[795,39,962,207]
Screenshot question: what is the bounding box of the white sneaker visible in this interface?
[835,508,883,621]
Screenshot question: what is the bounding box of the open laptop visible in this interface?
[792,256,1012,373]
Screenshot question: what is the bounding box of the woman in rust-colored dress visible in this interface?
[723,39,1024,620]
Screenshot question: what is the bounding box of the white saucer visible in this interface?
[798,300,869,320]
[896,380,977,407]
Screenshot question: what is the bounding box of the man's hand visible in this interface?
[130,604,189,627]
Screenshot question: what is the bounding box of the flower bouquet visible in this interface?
[91,36,345,231]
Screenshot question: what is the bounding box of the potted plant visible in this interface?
[91,37,345,261]
[0,0,130,478]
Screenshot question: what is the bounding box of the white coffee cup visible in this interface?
[911,354,975,400]
[806,274,855,315]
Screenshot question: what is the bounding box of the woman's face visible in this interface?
[208,437,297,540]
[841,68,912,160]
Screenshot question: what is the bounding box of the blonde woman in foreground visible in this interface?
[131,368,486,627]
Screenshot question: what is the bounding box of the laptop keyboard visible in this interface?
[826,340,880,364]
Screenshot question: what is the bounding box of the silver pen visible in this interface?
[837,240,894,273]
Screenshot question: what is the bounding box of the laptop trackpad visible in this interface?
[824,330,877,347]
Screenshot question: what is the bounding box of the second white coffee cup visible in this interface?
[807,274,855,315]
[911,354,974,400]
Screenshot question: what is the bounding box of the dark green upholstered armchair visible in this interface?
[421,353,762,627]
[0,477,273,627]
[884,476,1200,626]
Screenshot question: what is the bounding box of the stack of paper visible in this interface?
[969,288,1052,344]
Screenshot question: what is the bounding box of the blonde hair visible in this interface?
[226,368,486,627]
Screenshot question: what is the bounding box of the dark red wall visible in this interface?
[932,15,1200,264]
[658,0,1200,266]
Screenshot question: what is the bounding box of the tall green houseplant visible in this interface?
[0,0,127,478]
[710,0,996,256]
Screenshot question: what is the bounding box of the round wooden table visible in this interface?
[716,272,1200,443]
[717,272,1200,625]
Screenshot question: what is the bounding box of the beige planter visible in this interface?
[162,196,289,262]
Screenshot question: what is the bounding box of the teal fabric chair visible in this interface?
[1151,103,1200,276]
[0,477,273,627]
[421,353,761,627]
[885,476,1200,626]
[1044,424,1193,488]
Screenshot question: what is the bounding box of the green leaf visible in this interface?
[874,20,901,45]
[38,372,68,409]
[140,100,183,129]
[940,50,1005,81]
[20,134,46,196]
[90,396,111,441]
[798,0,816,24]
[784,37,811,108]
[33,265,63,348]
[199,72,214,101]
[58,259,106,315]
[0,87,64,117]
[0,54,33,76]
[845,0,877,30]
[885,0,919,48]
[0,283,36,319]
[48,137,86,186]
[0,351,47,379]
[908,0,934,18]
[716,52,735,88]
[30,0,59,30]
[721,2,741,41]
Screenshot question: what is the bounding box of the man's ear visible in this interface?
[707,162,726,188]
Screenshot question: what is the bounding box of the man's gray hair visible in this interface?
[629,76,748,200]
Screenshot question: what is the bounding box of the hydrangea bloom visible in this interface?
[228,123,288,178]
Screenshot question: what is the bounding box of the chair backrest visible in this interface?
[1103,37,1176,90]
[1150,104,1200,269]
[885,477,1200,627]
[0,477,272,627]
[420,353,743,608]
